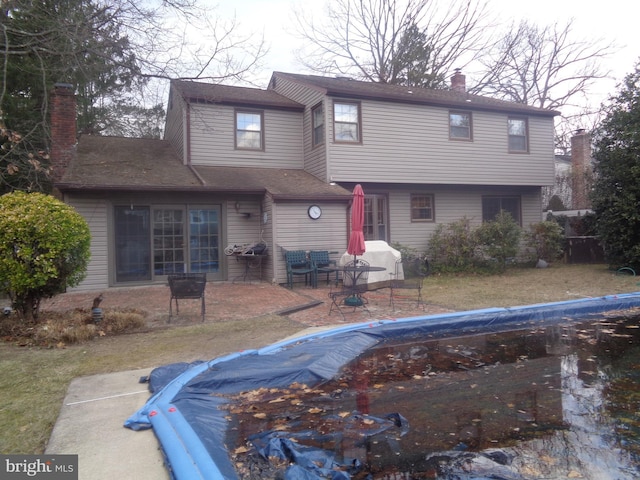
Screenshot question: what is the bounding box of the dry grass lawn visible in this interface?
[1,263,639,454]
[425,263,640,311]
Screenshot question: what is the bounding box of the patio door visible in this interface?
[114,204,221,283]
[115,206,151,282]
[152,206,221,279]
[363,195,388,241]
[188,208,220,275]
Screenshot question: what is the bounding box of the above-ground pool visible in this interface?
[125,293,640,479]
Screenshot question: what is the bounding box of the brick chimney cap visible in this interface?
[54,82,74,90]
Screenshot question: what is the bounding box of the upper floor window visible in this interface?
[334,101,361,143]
[449,111,472,140]
[482,196,521,225]
[312,104,324,147]
[508,117,528,152]
[235,110,263,150]
[411,194,435,222]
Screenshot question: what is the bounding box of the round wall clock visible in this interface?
[308,205,322,220]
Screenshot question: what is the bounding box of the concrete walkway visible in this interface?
[46,368,169,479]
[45,326,336,479]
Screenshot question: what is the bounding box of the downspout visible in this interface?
[185,101,206,186]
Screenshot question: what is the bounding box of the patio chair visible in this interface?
[285,250,317,288]
[389,256,429,310]
[328,259,370,319]
[309,250,339,285]
[168,273,207,322]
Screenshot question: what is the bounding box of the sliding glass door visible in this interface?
[114,205,221,283]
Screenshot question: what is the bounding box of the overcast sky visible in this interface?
[213,0,639,108]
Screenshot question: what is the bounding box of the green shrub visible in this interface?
[0,192,91,320]
[525,220,565,262]
[546,195,567,212]
[426,217,478,272]
[475,211,522,272]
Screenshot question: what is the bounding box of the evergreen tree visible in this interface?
[590,63,640,269]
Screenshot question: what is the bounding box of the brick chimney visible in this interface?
[450,68,466,93]
[50,83,77,182]
[571,129,592,209]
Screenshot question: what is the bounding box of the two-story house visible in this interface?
[52,71,558,291]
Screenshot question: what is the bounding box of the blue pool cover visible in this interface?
[125,293,640,479]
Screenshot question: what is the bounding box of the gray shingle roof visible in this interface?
[172,80,304,111]
[193,165,351,200]
[271,72,559,117]
[56,135,351,200]
[57,135,203,190]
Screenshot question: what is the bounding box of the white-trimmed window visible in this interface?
[235,110,263,150]
[508,117,528,152]
[312,103,324,147]
[411,194,435,222]
[333,101,361,143]
[449,111,472,140]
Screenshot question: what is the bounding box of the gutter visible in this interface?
[327,91,560,118]
[269,194,351,202]
[54,184,266,194]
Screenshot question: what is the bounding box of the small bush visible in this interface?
[525,221,565,263]
[426,217,478,272]
[475,211,522,272]
[0,192,91,320]
[546,195,567,212]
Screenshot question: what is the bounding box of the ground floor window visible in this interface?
[410,194,435,222]
[114,205,220,283]
[482,196,521,224]
[364,194,388,241]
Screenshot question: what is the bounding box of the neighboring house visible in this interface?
[51,70,558,291]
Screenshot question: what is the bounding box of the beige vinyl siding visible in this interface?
[64,195,110,291]
[272,202,348,285]
[270,76,328,180]
[225,199,267,280]
[261,196,276,282]
[328,98,555,186]
[304,102,329,180]
[164,89,186,161]
[387,185,543,255]
[188,104,304,168]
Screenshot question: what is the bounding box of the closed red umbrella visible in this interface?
[347,184,366,262]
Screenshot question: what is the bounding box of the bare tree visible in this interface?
[292,0,491,86]
[470,19,613,110]
[468,18,614,152]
